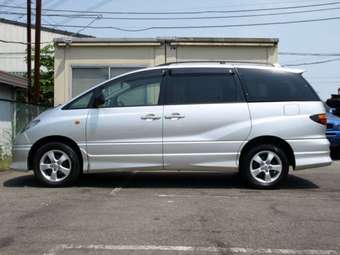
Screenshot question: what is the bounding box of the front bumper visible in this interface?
[10,145,31,171]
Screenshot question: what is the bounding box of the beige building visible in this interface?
[54,37,279,106]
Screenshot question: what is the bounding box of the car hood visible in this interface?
[26,105,61,126]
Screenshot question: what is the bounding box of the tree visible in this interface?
[38,44,54,106]
[24,44,55,106]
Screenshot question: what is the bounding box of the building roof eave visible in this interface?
[54,37,279,47]
[0,70,27,89]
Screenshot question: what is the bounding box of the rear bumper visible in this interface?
[287,138,332,170]
[10,145,31,172]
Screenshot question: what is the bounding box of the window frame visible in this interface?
[63,69,166,110]
[64,67,255,110]
[163,68,245,106]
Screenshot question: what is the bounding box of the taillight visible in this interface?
[310,113,327,125]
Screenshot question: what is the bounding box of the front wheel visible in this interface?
[240,144,289,189]
[33,142,81,187]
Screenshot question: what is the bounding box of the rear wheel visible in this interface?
[33,142,81,187]
[240,144,289,188]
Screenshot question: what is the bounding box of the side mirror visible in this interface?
[93,92,105,108]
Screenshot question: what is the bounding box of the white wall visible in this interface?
[0,21,71,74]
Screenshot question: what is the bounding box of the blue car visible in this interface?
[327,111,340,154]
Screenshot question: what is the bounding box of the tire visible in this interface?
[240,144,289,189]
[33,142,81,187]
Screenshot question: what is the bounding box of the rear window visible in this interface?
[165,68,243,105]
[237,68,320,102]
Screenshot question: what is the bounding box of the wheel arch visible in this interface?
[239,136,296,169]
[28,136,84,171]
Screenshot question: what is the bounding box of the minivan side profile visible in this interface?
[11,62,331,188]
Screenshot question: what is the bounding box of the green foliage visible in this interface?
[39,44,54,106]
[0,158,11,171]
[25,44,55,106]
[0,145,11,171]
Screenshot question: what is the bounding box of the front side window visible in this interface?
[237,68,320,102]
[98,70,163,108]
[165,68,241,105]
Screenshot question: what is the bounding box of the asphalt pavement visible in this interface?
[0,161,340,255]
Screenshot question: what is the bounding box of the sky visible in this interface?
[3,0,340,100]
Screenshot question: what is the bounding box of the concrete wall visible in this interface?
[54,38,278,105]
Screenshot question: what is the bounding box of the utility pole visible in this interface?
[33,0,41,104]
[26,0,32,103]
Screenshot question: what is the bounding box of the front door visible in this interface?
[86,70,164,171]
[163,68,251,170]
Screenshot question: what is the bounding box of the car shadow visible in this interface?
[3,171,319,190]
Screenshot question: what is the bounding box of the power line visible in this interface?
[41,16,340,32]
[59,0,110,25]
[72,15,101,35]
[284,57,340,66]
[2,6,340,20]
[1,1,340,15]
[0,39,51,45]
[0,10,99,18]
[279,52,340,56]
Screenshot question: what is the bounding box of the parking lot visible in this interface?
[0,161,340,255]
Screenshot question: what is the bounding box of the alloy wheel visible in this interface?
[39,150,72,183]
[250,150,282,184]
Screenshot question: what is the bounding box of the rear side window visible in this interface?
[165,68,243,105]
[237,68,320,102]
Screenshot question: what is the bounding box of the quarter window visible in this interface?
[237,68,320,102]
[165,69,241,105]
[65,91,94,110]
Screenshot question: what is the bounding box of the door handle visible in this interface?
[164,113,185,120]
[141,114,161,121]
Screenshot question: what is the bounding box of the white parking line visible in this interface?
[110,187,122,195]
[156,194,336,200]
[46,244,338,255]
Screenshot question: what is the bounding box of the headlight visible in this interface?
[23,119,40,132]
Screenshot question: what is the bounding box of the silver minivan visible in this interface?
[11,62,331,188]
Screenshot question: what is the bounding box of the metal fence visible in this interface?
[0,98,49,160]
